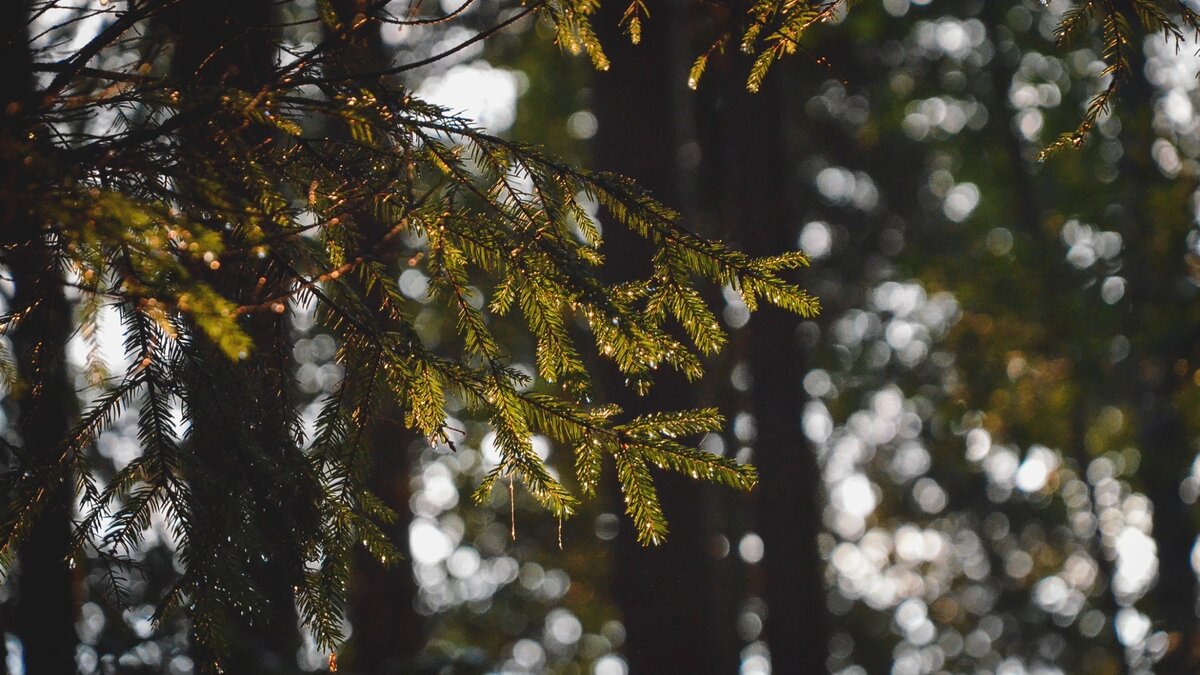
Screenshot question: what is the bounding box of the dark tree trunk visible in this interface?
[592,2,737,673]
[8,225,79,675]
[715,68,829,673]
[168,2,306,670]
[1129,166,1200,675]
[345,422,424,672]
[1138,387,1199,672]
[2,3,80,672]
[183,331,309,674]
[1104,20,1200,669]
[325,6,426,669]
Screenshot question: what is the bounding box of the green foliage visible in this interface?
[619,0,649,45]
[545,0,612,70]
[681,0,1200,158]
[1041,0,1200,159]
[2,0,818,663]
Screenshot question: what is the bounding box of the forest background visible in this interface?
[4,0,1200,673]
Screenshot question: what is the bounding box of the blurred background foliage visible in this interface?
[8,0,1200,673]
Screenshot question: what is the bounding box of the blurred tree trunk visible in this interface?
[592,2,737,672]
[711,62,829,672]
[169,2,305,670]
[1108,22,1200,669]
[328,4,426,669]
[2,2,79,672]
[9,282,75,675]
[1128,142,1200,675]
[345,421,423,672]
[1121,107,1200,670]
[1138,384,1199,671]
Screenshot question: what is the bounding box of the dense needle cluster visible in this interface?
[1,0,822,662]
